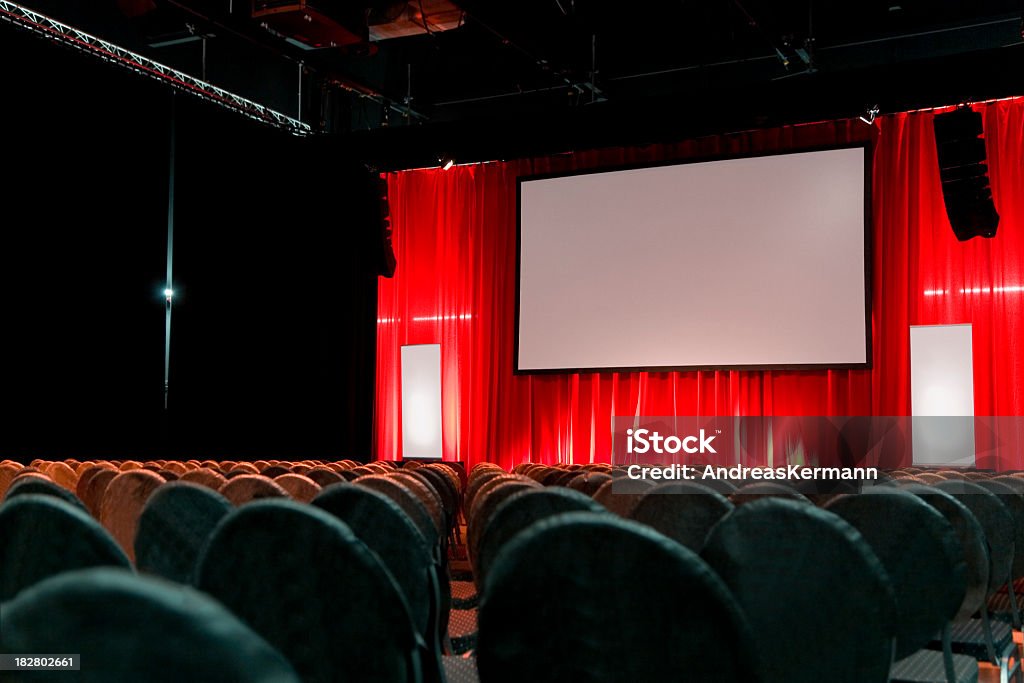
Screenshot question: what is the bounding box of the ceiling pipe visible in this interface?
[160,0,427,123]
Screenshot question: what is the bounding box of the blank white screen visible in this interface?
[517,146,868,371]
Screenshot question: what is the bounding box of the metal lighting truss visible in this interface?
[0,0,312,136]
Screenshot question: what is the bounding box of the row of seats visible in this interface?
[4,457,1024,682]
[1,457,465,683]
[460,462,1024,683]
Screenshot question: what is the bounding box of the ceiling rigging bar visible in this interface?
[0,0,312,136]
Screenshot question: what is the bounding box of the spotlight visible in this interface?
[858,105,880,125]
[438,154,455,170]
[164,288,174,302]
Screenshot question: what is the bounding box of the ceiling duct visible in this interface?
[252,1,367,48]
[368,0,463,41]
[250,1,462,49]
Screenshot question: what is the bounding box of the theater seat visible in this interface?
[478,511,759,682]
[0,567,300,683]
[474,487,605,590]
[196,499,425,683]
[0,494,131,601]
[702,499,895,683]
[927,481,1022,683]
[825,489,979,683]
[134,482,232,585]
[312,483,445,683]
[979,477,1024,627]
[5,475,88,511]
[629,481,733,552]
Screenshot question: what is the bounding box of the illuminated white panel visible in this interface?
[910,324,975,467]
[401,344,443,460]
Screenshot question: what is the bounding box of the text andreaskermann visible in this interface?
[626,464,879,481]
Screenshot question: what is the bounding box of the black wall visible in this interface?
[0,25,377,462]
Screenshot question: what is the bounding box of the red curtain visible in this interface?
[375,98,1024,471]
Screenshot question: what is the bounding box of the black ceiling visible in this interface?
[7,0,1024,168]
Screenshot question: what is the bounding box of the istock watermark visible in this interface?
[625,428,717,455]
[609,415,1024,494]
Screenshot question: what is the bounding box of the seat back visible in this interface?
[629,482,734,551]
[464,470,509,514]
[178,467,228,491]
[218,474,289,506]
[0,494,130,601]
[5,474,87,511]
[272,474,321,503]
[904,484,990,620]
[388,472,446,539]
[468,479,541,566]
[260,465,292,479]
[478,512,761,683]
[566,471,613,496]
[730,482,810,506]
[933,479,1014,594]
[44,461,78,491]
[476,488,605,589]
[311,484,436,642]
[592,477,654,517]
[825,489,967,658]
[196,499,422,683]
[99,470,167,562]
[976,478,1024,579]
[75,464,117,505]
[81,468,120,517]
[408,467,459,532]
[1,567,300,683]
[358,475,440,553]
[305,467,345,487]
[702,499,896,683]
[0,462,19,499]
[134,482,232,585]
[690,477,739,495]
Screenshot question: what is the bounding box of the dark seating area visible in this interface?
[3,458,1024,682]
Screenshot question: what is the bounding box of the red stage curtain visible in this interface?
[375,98,1024,470]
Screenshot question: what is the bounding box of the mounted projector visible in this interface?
[252,1,367,48]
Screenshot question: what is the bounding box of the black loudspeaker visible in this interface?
[933,107,999,241]
[377,176,398,278]
[367,172,397,277]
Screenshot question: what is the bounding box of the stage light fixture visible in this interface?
[164,288,174,302]
[438,154,455,170]
[858,105,880,125]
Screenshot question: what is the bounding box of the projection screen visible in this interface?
[516,144,870,373]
